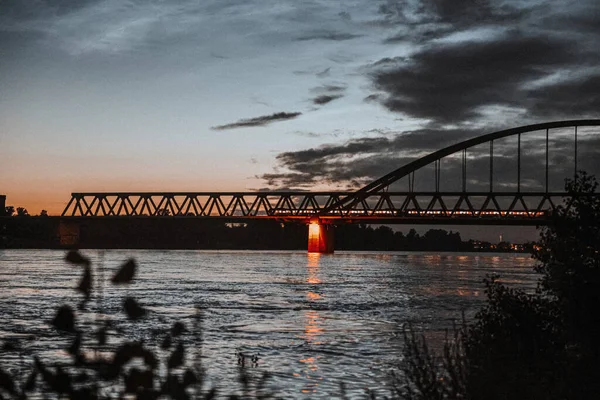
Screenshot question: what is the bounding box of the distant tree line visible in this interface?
[1,215,526,252]
[3,206,48,217]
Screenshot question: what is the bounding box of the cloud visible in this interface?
[378,0,530,43]
[370,33,578,125]
[419,0,525,29]
[309,84,346,106]
[526,74,600,119]
[261,125,600,191]
[211,112,302,130]
[295,31,362,41]
[316,67,331,78]
[260,126,483,188]
[312,94,343,105]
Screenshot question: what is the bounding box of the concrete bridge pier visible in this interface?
[308,220,334,253]
[58,220,80,246]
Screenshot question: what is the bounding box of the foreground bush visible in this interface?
[399,172,600,400]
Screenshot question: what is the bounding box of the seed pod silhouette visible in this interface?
[123,297,146,320]
[161,334,172,350]
[205,387,217,400]
[0,367,16,395]
[96,326,107,346]
[182,369,198,387]
[67,332,82,356]
[171,321,185,337]
[53,366,73,395]
[51,305,76,333]
[76,266,92,300]
[23,369,37,392]
[142,349,158,369]
[111,259,136,284]
[167,343,185,370]
[65,250,90,266]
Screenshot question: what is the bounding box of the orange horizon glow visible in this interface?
[1,177,258,216]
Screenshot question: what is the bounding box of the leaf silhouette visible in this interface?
[182,369,198,387]
[0,367,16,395]
[53,366,73,394]
[161,334,172,350]
[123,297,146,320]
[96,326,107,346]
[34,358,72,395]
[124,368,154,393]
[65,250,90,266]
[167,342,185,370]
[51,305,76,333]
[67,332,82,356]
[111,259,136,284]
[22,370,37,392]
[171,321,185,337]
[76,266,92,299]
[142,349,158,369]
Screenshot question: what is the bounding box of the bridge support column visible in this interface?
[58,220,80,247]
[308,221,334,253]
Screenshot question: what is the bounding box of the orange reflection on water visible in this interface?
[303,310,323,345]
[306,291,321,300]
[306,253,322,284]
[296,255,325,395]
[306,253,321,285]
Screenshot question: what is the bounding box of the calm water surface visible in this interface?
[0,250,537,398]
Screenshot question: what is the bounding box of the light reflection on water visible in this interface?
[0,249,537,398]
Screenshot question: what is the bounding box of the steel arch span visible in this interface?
[61,119,600,225]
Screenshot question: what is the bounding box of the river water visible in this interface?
[0,250,537,398]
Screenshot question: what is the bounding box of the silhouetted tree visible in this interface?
[5,206,14,216]
[40,210,48,217]
[399,172,600,400]
[16,207,29,217]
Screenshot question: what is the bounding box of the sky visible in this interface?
[1,0,600,241]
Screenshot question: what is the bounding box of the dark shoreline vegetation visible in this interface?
[1,172,599,399]
[0,217,529,253]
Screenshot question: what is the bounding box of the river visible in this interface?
[0,250,537,398]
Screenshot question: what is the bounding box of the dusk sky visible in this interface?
[2,0,600,240]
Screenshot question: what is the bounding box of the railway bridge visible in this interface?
[59,120,600,252]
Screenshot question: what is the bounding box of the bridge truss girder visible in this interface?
[60,191,598,224]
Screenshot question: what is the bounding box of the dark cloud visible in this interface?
[295,31,362,41]
[526,74,600,119]
[0,0,97,20]
[317,85,345,93]
[371,34,578,124]
[378,0,530,43]
[316,67,331,78]
[310,84,346,106]
[313,94,343,105]
[364,94,382,103]
[418,0,524,28]
[261,126,483,188]
[211,112,302,130]
[261,125,600,190]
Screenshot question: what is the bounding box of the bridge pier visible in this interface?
[58,220,80,246]
[308,221,334,253]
